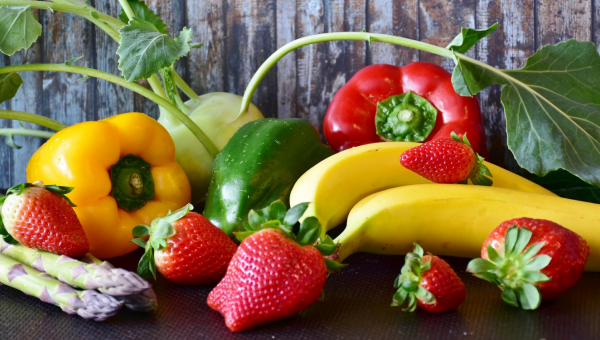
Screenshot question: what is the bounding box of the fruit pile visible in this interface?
[0,0,598,333]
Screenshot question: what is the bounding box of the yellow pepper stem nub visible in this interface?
[110,155,156,212]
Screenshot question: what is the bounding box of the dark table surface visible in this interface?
[1,248,599,340]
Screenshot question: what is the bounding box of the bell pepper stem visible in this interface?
[0,128,55,139]
[0,64,219,158]
[0,110,67,131]
[239,32,455,116]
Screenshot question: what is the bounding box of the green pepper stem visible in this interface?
[0,64,219,158]
[239,32,455,115]
[0,128,55,139]
[0,110,66,131]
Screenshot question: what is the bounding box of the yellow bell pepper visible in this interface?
[26,112,191,259]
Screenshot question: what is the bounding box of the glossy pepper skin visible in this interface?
[323,62,488,157]
[26,112,191,259]
[203,118,333,238]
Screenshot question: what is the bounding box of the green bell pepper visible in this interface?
[203,118,334,237]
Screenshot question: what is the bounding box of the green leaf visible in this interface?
[269,200,286,222]
[512,227,532,256]
[137,247,155,279]
[466,258,497,274]
[530,170,600,204]
[284,202,309,226]
[132,225,150,237]
[454,40,600,186]
[517,283,542,310]
[0,73,23,105]
[296,216,321,246]
[315,235,337,256]
[504,226,519,258]
[324,258,346,271]
[130,238,147,248]
[486,244,502,264]
[248,210,263,230]
[521,271,550,283]
[163,203,192,223]
[520,242,545,263]
[117,18,193,81]
[152,219,175,240]
[0,6,42,56]
[522,255,551,272]
[413,243,424,257]
[447,23,498,54]
[118,0,168,34]
[501,288,519,307]
[234,231,254,243]
[65,55,84,66]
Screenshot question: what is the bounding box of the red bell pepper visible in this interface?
[323,62,488,157]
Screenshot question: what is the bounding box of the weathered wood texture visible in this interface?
[0,0,598,187]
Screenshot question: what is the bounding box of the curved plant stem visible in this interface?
[117,0,136,19]
[239,32,454,115]
[0,110,67,131]
[0,1,125,29]
[172,72,199,101]
[0,64,218,158]
[0,128,55,139]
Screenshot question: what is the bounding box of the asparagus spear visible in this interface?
[0,253,122,321]
[80,253,158,312]
[0,239,150,296]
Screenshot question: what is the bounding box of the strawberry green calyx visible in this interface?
[0,181,76,245]
[450,131,493,186]
[3,181,77,206]
[391,243,436,312]
[467,226,551,310]
[131,204,193,279]
[234,200,346,271]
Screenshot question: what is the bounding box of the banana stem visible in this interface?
[0,128,55,139]
[0,64,219,158]
[239,32,454,116]
[0,110,66,131]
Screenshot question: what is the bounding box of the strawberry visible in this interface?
[207,200,344,332]
[132,204,237,285]
[0,181,89,258]
[400,131,493,185]
[392,243,466,312]
[467,218,589,310]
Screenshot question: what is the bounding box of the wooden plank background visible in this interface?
[0,0,598,188]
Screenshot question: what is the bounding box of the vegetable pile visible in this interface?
[0,0,599,332]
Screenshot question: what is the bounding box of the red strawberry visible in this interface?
[467,218,589,309]
[400,131,492,185]
[0,181,89,258]
[207,200,344,332]
[392,243,466,312]
[132,204,237,285]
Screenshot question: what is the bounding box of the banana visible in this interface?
[334,184,599,271]
[290,142,554,237]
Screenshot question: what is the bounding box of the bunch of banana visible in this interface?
[290,142,554,238]
[290,142,599,272]
[333,184,600,271]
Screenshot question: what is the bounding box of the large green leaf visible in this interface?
[118,0,167,34]
[117,17,193,81]
[0,6,42,56]
[0,73,23,104]
[452,40,600,187]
